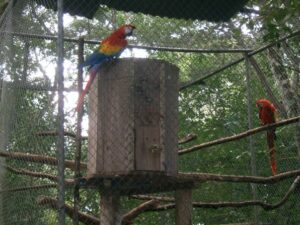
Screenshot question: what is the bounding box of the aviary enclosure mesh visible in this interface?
[0,0,299,224]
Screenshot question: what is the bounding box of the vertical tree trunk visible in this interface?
[281,41,300,101]
[267,47,300,156]
[248,56,287,118]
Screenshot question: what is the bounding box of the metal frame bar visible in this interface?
[57,0,65,224]
[180,30,300,90]
[2,31,252,53]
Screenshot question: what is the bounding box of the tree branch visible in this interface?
[122,200,159,225]
[5,165,74,185]
[132,195,174,202]
[178,169,300,184]
[134,176,300,211]
[0,184,57,193]
[179,116,300,155]
[178,133,197,145]
[37,196,100,225]
[30,1,53,35]
[0,151,87,171]
[38,196,159,225]
[2,153,300,186]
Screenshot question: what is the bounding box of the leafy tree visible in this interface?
[0,0,299,225]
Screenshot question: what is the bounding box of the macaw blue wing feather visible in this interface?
[79,52,107,68]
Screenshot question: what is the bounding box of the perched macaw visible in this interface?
[76,24,136,111]
[256,98,277,176]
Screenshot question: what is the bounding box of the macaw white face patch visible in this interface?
[124,26,135,36]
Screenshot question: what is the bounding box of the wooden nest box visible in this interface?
[87,58,179,177]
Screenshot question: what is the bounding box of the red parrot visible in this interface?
[256,98,277,175]
[76,24,136,112]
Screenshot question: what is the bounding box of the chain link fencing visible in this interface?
[0,0,299,224]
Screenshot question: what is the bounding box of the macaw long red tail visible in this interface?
[76,69,98,112]
[267,130,276,175]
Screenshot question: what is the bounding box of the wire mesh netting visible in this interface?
[0,0,299,224]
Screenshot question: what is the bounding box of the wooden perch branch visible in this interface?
[6,165,57,181]
[2,152,300,185]
[178,133,197,145]
[5,165,74,185]
[179,115,300,155]
[134,176,300,211]
[36,130,88,140]
[0,151,87,171]
[132,195,174,202]
[37,196,100,225]
[38,196,159,225]
[0,184,57,193]
[178,169,300,184]
[133,195,268,210]
[122,199,159,225]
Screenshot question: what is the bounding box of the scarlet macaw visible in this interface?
[256,98,277,175]
[76,24,136,111]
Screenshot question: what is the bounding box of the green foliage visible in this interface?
[248,0,300,42]
[0,1,299,225]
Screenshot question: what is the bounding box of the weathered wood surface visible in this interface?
[175,189,192,225]
[88,58,179,176]
[100,191,121,225]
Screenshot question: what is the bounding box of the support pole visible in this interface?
[100,191,121,225]
[175,189,192,225]
[57,0,65,224]
[73,37,84,225]
[245,53,259,225]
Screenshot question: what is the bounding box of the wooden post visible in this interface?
[87,58,179,176]
[175,189,192,225]
[88,58,179,224]
[100,191,121,225]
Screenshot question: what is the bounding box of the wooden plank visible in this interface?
[81,172,195,195]
[88,60,135,176]
[101,76,133,172]
[134,60,162,171]
[175,189,192,225]
[163,62,179,174]
[87,71,101,175]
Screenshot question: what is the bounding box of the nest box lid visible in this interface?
[34,0,249,21]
